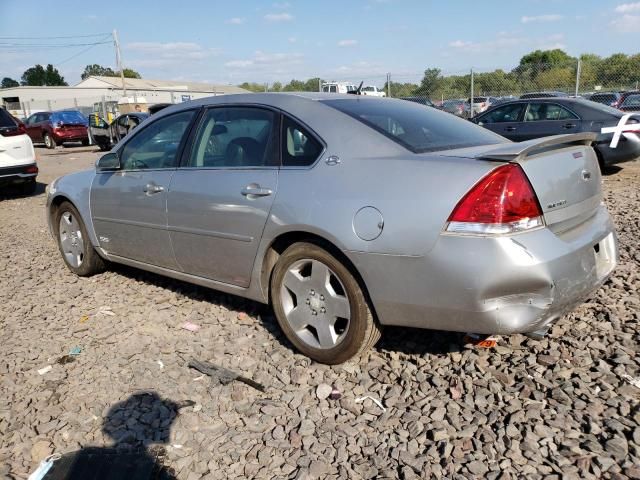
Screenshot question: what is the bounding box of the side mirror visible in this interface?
[96,152,120,171]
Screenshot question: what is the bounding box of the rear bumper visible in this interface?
[52,129,88,142]
[596,133,640,165]
[349,205,617,334]
[0,163,38,186]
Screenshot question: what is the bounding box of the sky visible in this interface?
[1,0,639,86]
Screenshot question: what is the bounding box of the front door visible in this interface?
[25,113,44,142]
[167,106,279,287]
[475,103,526,141]
[91,109,196,269]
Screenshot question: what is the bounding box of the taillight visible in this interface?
[446,164,544,235]
[25,165,38,174]
[0,124,26,137]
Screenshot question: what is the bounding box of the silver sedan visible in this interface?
[46,93,618,364]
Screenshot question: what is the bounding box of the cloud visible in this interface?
[85,14,98,20]
[224,51,304,71]
[449,40,471,48]
[273,2,291,8]
[225,17,245,25]
[264,12,294,22]
[521,14,563,23]
[615,2,640,12]
[127,42,220,60]
[288,37,297,43]
[610,14,640,31]
[448,35,525,53]
[337,39,358,47]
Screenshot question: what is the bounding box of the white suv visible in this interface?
[361,86,386,97]
[0,108,38,194]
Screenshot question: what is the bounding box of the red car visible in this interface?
[24,110,89,149]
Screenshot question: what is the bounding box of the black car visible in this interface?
[89,112,149,151]
[400,97,435,107]
[471,97,640,168]
[617,91,640,112]
[588,91,623,108]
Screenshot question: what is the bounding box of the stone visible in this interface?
[316,383,332,400]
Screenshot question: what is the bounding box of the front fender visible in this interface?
[46,169,99,248]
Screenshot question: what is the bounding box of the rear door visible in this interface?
[91,110,196,268]
[475,103,526,140]
[25,113,43,142]
[167,106,279,287]
[517,102,582,140]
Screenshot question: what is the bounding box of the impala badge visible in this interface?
[581,170,592,181]
[99,236,110,243]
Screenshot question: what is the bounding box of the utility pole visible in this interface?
[113,29,127,97]
[386,73,391,97]
[470,68,474,118]
[574,59,581,97]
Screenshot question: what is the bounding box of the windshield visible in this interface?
[51,111,87,125]
[321,98,507,153]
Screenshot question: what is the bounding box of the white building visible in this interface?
[0,76,249,119]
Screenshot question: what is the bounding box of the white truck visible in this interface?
[360,86,386,97]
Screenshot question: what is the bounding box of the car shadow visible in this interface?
[0,181,47,201]
[108,263,463,358]
[41,391,179,479]
[601,165,622,176]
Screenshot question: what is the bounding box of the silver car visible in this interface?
[46,93,618,364]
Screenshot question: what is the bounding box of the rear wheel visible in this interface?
[82,138,89,147]
[44,133,56,149]
[271,242,381,364]
[54,201,105,276]
[20,179,37,195]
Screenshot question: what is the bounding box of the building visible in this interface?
[0,76,249,119]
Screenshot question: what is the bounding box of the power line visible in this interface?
[0,33,111,40]
[55,35,113,66]
[0,41,113,48]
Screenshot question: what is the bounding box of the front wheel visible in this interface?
[271,242,381,364]
[54,201,105,276]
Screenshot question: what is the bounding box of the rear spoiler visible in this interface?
[477,132,597,162]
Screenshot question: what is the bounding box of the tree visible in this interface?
[518,49,574,70]
[269,81,282,92]
[1,77,19,88]
[238,82,266,92]
[21,64,67,86]
[414,68,443,97]
[81,64,141,80]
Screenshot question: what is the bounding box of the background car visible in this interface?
[89,112,149,151]
[24,110,89,149]
[360,86,386,97]
[47,93,617,364]
[467,96,495,116]
[321,82,358,94]
[471,97,640,168]
[588,91,623,107]
[0,107,38,194]
[400,96,435,107]
[617,91,640,112]
[519,91,569,99]
[439,98,468,117]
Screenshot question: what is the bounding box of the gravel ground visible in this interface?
[1,147,639,480]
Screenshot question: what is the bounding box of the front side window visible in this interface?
[478,104,525,124]
[322,98,506,153]
[622,94,640,107]
[187,107,277,168]
[282,116,323,167]
[525,103,578,121]
[120,110,194,170]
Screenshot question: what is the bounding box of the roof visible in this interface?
[75,76,249,94]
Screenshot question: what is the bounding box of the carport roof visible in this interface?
[75,76,249,94]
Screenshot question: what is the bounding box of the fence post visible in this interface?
[47,100,52,111]
[387,73,391,97]
[21,102,27,119]
[575,59,581,97]
[470,68,474,118]
[318,78,321,92]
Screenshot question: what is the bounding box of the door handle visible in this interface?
[563,123,576,129]
[505,126,517,132]
[241,184,273,197]
[143,183,165,194]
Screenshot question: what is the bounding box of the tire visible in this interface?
[44,133,56,149]
[20,179,37,195]
[54,201,105,276]
[270,242,381,364]
[82,139,89,147]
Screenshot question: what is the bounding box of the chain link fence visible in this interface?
[317,59,640,117]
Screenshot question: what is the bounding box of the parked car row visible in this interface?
[24,110,89,149]
[586,90,640,112]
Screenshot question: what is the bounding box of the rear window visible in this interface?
[51,111,87,125]
[321,98,506,153]
[468,97,488,103]
[590,94,616,104]
[622,94,640,107]
[0,108,17,128]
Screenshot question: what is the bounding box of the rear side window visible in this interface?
[51,111,87,125]
[525,103,578,121]
[0,109,16,128]
[478,104,525,123]
[590,94,616,104]
[322,98,506,153]
[282,116,323,167]
[622,94,640,107]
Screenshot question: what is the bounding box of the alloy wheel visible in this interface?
[59,211,84,268]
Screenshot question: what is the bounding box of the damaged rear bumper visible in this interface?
[349,204,617,334]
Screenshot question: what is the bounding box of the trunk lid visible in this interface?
[441,133,602,233]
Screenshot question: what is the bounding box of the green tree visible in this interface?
[414,68,443,98]
[383,81,418,98]
[21,64,67,86]
[238,82,266,92]
[81,64,116,80]
[1,77,19,88]
[120,68,141,79]
[269,81,282,92]
[517,49,575,70]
